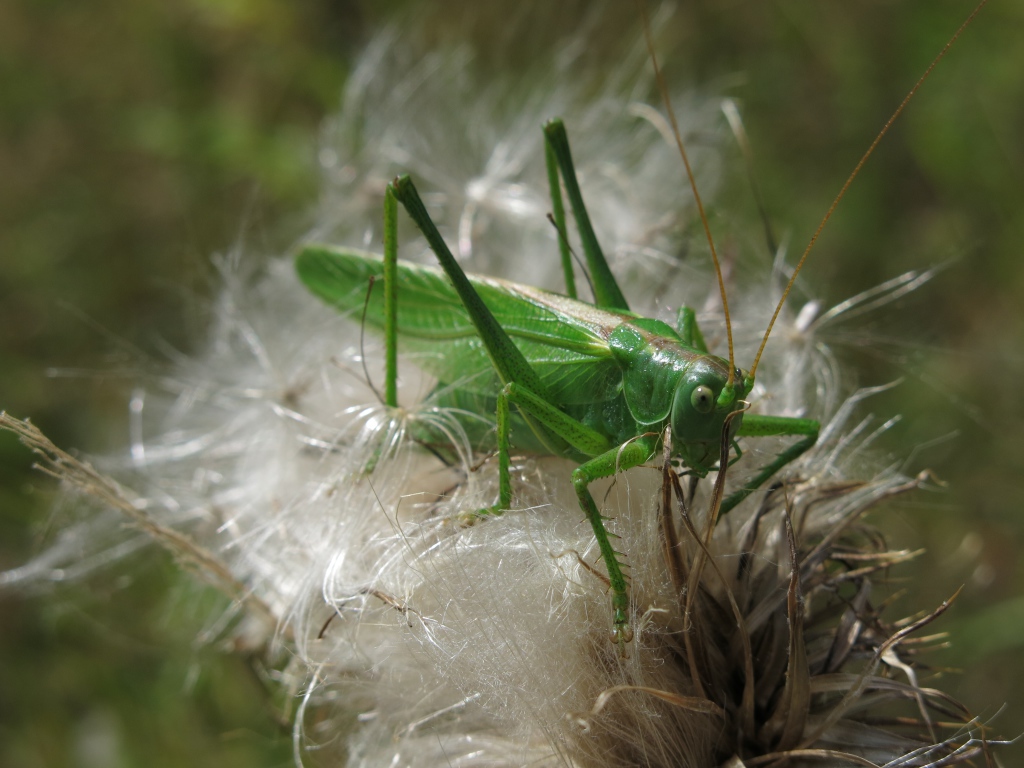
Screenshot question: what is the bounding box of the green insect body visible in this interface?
[297,120,818,646]
[301,249,738,465]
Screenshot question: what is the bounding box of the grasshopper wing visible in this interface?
[297,246,625,405]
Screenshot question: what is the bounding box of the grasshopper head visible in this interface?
[670,358,748,475]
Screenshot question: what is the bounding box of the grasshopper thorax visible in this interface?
[609,323,746,475]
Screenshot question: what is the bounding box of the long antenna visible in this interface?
[637,1,736,395]
[750,0,987,379]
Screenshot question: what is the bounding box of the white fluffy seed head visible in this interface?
[4,6,992,767]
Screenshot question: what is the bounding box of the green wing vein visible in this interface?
[296,245,624,404]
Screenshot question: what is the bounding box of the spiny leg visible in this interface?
[389,175,552,406]
[493,381,654,647]
[354,185,400,476]
[487,381,612,512]
[544,136,576,299]
[572,435,660,648]
[721,414,819,514]
[389,174,574,505]
[382,184,399,408]
[543,119,630,312]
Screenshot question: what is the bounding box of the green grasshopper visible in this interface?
[295,5,981,646]
[296,119,818,646]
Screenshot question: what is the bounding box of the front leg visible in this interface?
[486,381,657,648]
[486,381,612,512]
[721,414,819,514]
[572,435,660,649]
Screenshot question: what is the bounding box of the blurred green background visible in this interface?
[2,1,1021,765]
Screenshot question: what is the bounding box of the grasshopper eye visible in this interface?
[691,385,714,414]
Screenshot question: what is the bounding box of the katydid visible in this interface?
[295,3,982,646]
[296,120,818,646]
